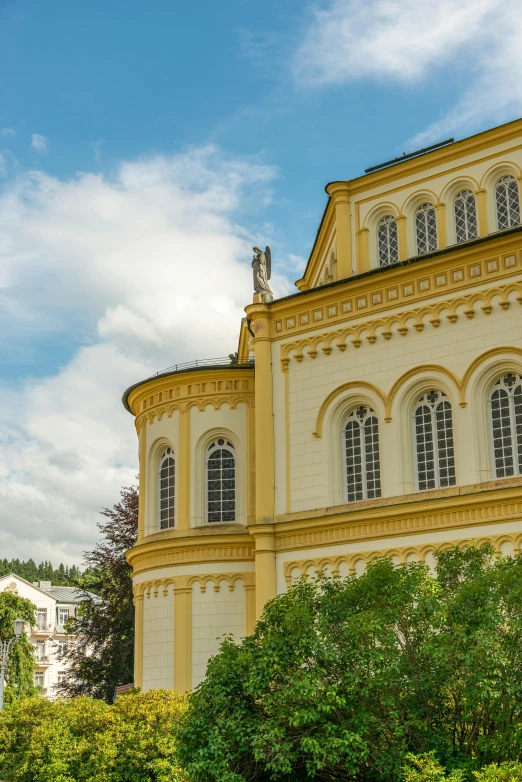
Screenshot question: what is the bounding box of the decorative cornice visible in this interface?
[134,571,255,599]
[283,530,522,584]
[273,478,522,554]
[125,367,255,432]
[126,531,255,577]
[281,281,522,370]
[275,239,521,340]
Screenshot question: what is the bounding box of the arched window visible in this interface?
[414,391,456,490]
[344,406,381,502]
[495,176,520,230]
[378,216,399,267]
[454,190,477,242]
[415,203,437,255]
[489,373,522,477]
[207,439,236,522]
[159,448,175,529]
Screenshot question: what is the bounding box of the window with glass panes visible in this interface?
[414,390,456,490]
[36,608,47,630]
[57,608,70,628]
[415,203,438,254]
[158,447,175,529]
[206,439,236,522]
[378,216,399,266]
[454,190,478,242]
[344,406,381,502]
[489,373,522,477]
[34,672,44,687]
[495,176,520,230]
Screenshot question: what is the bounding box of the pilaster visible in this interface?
[357,228,370,273]
[137,425,147,542]
[435,202,447,249]
[177,405,191,530]
[327,182,352,279]
[174,583,192,693]
[133,592,144,689]
[476,188,489,236]
[396,215,408,261]
[244,303,277,619]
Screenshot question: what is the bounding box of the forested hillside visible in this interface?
[0,559,87,585]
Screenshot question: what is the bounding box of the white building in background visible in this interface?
[0,573,96,698]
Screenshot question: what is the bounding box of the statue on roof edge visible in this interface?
[252,246,274,303]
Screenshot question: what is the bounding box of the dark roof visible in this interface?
[40,585,99,603]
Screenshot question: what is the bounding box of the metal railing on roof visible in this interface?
[150,355,254,378]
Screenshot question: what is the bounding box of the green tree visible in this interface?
[177,544,522,782]
[0,591,38,706]
[0,690,188,782]
[56,484,138,702]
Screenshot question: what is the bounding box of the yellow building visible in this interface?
[123,118,522,692]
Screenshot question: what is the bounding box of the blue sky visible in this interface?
[1,0,521,562]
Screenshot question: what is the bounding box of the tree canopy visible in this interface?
[0,559,86,586]
[177,544,522,782]
[56,484,138,702]
[0,591,38,706]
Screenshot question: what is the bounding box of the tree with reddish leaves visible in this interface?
[56,485,138,702]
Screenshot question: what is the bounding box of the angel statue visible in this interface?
[252,246,274,303]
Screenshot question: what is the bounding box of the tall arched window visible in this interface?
[495,176,520,230]
[489,373,522,477]
[454,190,477,242]
[207,439,236,522]
[378,216,399,267]
[414,391,456,490]
[344,406,381,502]
[159,447,175,529]
[415,203,437,255]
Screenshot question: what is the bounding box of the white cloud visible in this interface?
[293,0,522,143]
[1,128,15,137]
[31,133,48,154]
[0,146,284,563]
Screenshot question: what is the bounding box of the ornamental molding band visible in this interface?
[134,571,255,599]
[281,281,522,370]
[128,369,255,432]
[283,531,522,584]
[275,242,521,339]
[274,479,522,553]
[312,346,522,434]
[126,533,255,577]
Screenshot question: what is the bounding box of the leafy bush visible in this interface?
[177,544,522,782]
[403,755,522,782]
[0,689,188,782]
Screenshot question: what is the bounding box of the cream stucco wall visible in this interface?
[279,297,522,515]
[192,579,246,688]
[142,584,175,691]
